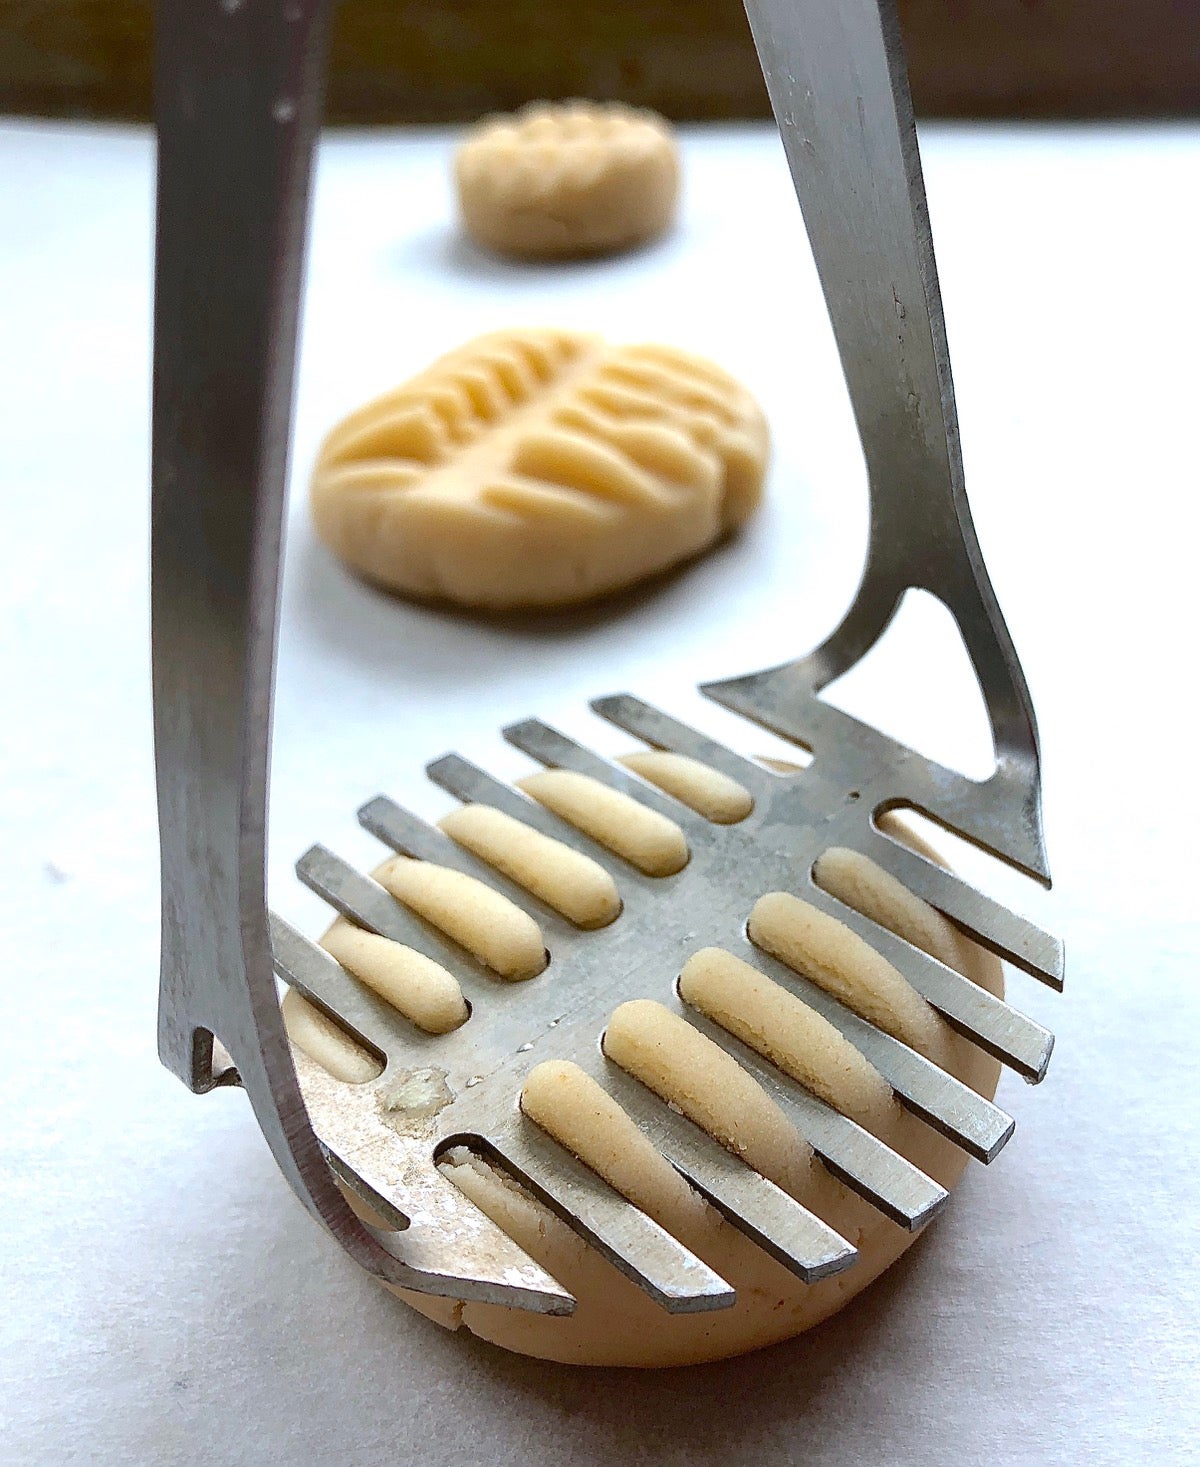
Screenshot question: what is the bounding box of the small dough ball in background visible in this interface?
[310,329,768,610]
[455,101,680,259]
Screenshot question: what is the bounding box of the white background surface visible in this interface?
[1,118,1198,1465]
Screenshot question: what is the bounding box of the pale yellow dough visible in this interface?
[285,785,1003,1367]
[679,946,895,1129]
[518,768,690,875]
[455,101,679,260]
[310,330,768,610]
[619,750,754,824]
[373,854,548,981]
[319,922,468,1035]
[438,803,621,930]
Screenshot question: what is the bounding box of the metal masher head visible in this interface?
[271,689,1061,1314]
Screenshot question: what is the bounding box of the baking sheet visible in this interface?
[1,119,1197,1466]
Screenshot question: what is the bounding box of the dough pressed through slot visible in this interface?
[310,330,768,609]
[602,999,816,1199]
[814,841,976,973]
[438,803,621,929]
[320,922,468,1035]
[520,1060,709,1230]
[286,785,1004,1367]
[373,855,547,981]
[678,946,896,1130]
[455,101,679,259]
[618,750,754,823]
[748,890,945,1058]
[281,987,382,1085]
[517,768,689,875]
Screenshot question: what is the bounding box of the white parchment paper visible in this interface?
[1,119,1196,1466]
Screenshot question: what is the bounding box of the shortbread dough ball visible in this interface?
[310,329,768,609]
[286,800,1005,1368]
[456,101,679,259]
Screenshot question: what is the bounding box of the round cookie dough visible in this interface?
[455,101,679,260]
[310,329,768,609]
[286,806,1004,1367]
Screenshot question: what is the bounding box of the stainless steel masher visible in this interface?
[152,0,1063,1314]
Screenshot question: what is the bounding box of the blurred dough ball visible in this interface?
[455,100,680,259]
[310,329,768,610]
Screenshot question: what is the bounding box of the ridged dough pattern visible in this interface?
[310,329,769,609]
[284,767,1003,1367]
[455,101,679,259]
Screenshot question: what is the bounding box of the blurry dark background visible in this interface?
[1,0,1197,122]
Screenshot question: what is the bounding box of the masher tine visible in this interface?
[590,693,773,791]
[483,1121,735,1313]
[679,1003,948,1230]
[293,843,494,990]
[503,718,706,832]
[425,753,626,875]
[359,792,576,939]
[270,911,416,1061]
[857,830,1065,989]
[728,934,1016,1161]
[801,884,1054,1082]
[599,1065,858,1282]
[270,934,574,1315]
